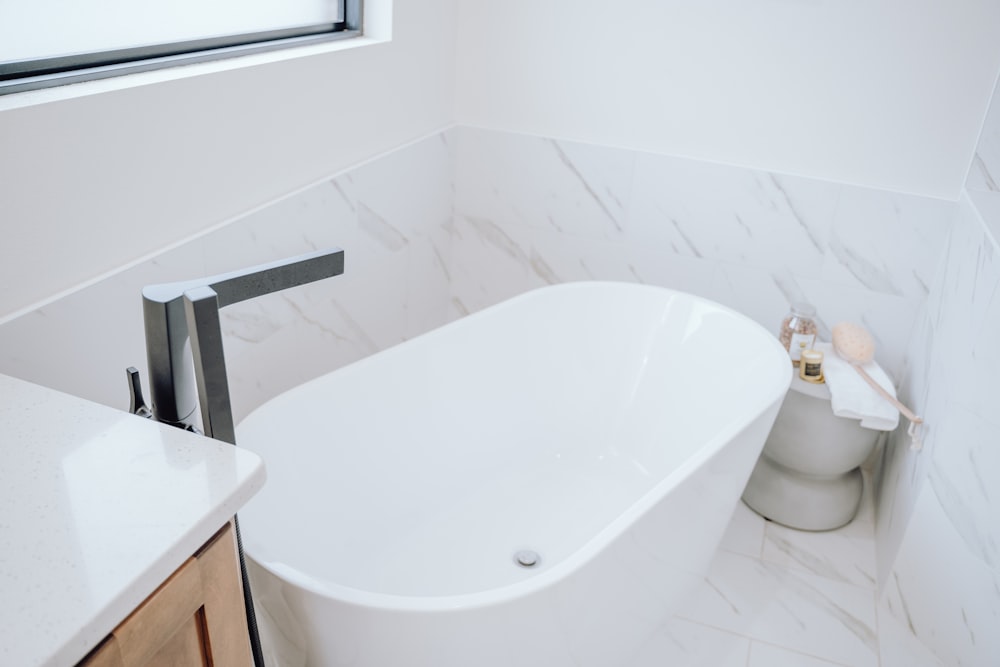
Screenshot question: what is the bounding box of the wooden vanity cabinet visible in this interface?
[78,521,252,667]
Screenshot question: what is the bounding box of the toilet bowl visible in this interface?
[741,374,881,531]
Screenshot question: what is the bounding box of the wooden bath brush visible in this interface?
[831,322,924,448]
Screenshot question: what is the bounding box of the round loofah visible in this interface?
[832,322,875,364]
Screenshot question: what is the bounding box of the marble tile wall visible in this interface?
[0,123,956,418]
[872,76,1000,666]
[1,118,983,665]
[449,126,957,380]
[0,131,454,423]
[966,84,1000,194]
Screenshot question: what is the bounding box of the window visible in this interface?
[0,0,361,95]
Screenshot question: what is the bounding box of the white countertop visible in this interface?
[0,374,266,667]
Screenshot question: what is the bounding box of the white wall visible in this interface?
[455,0,1000,199]
[0,0,457,321]
[5,0,998,323]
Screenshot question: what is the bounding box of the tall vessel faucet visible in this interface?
[130,248,345,443]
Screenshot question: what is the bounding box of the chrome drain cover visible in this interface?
[514,550,540,568]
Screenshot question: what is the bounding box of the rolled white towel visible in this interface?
[814,341,899,431]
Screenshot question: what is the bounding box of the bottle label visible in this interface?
[802,361,823,379]
[789,333,815,361]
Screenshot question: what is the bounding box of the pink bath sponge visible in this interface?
[831,322,875,365]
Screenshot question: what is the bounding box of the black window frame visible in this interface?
[0,0,362,95]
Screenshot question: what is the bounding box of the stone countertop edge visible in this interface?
[0,373,267,667]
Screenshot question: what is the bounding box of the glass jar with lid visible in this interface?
[779,302,818,366]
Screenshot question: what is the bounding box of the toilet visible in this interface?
[741,374,882,531]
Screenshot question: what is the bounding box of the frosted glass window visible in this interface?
[1,1,344,62]
[0,0,358,94]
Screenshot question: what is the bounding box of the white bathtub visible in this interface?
[237,282,791,667]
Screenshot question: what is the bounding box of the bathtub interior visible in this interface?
[236,282,790,600]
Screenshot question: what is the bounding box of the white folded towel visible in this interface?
[815,341,899,431]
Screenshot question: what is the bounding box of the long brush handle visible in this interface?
[851,364,923,424]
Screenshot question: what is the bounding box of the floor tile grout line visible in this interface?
[714,543,882,598]
[687,547,881,667]
[755,543,878,592]
[756,519,879,591]
[667,614,761,646]
[873,586,883,667]
[670,614,857,667]
[747,637,856,667]
[711,498,882,667]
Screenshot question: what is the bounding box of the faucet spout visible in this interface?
[141,248,345,437]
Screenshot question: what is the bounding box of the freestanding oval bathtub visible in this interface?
[237,282,791,667]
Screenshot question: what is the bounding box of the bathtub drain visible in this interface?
[513,550,540,568]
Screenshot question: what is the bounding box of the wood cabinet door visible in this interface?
[80,521,252,667]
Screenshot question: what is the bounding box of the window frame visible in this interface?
[0,0,362,95]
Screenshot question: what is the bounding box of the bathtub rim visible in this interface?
[240,281,793,613]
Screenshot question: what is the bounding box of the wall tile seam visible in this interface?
[453,122,968,203]
[0,123,460,328]
[964,190,1000,254]
[875,269,999,661]
[5,122,953,329]
[923,463,1000,579]
[453,126,956,307]
[958,67,1000,190]
[880,481,999,667]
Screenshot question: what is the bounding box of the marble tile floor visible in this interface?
[630,484,884,667]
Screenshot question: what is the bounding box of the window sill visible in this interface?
[0,31,387,113]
